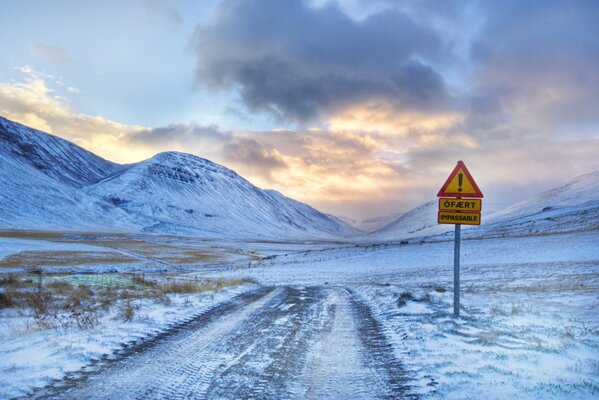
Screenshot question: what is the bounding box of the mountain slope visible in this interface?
[0,117,356,239]
[366,201,451,241]
[0,118,144,230]
[368,170,599,242]
[339,213,402,233]
[85,152,358,238]
[481,170,599,236]
[0,117,121,187]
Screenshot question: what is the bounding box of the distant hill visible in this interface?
[481,170,599,236]
[367,171,599,242]
[0,116,358,239]
[338,213,401,233]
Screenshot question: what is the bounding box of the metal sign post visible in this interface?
[437,161,483,318]
[454,224,461,317]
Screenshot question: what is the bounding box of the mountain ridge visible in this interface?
[367,169,599,242]
[0,116,357,239]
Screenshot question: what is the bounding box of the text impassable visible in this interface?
[438,198,482,212]
[438,211,481,225]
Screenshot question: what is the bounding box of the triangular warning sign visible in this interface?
[437,160,483,198]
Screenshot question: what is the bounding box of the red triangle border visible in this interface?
[437,160,484,198]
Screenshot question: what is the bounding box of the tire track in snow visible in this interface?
[297,287,417,399]
[204,286,326,399]
[298,287,383,399]
[33,286,416,399]
[33,286,279,400]
[348,288,418,399]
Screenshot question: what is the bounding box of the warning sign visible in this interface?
[438,211,481,225]
[438,198,482,212]
[435,161,484,317]
[437,161,483,198]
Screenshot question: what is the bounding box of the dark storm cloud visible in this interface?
[131,123,227,145]
[130,123,288,179]
[221,137,287,170]
[470,0,599,131]
[191,0,454,122]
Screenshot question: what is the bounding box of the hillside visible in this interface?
[367,170,599,242]
[0,117,357,239]
[481,170,599,236]
[85,151,358,238]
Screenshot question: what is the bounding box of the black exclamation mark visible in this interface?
[458,173,463,192]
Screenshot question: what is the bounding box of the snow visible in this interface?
[1,116,598,398]
[0,231,598,398]
[203,231,599,399]
[212,232,598,285]
[0,284,259,399]
[0,117,357,240]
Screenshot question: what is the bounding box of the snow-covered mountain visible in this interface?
[0,117,357,239]
[481,170,599,236]
[339,213,402,233]
[85,151,357,238]
[367,170,599,242]
[0,117,121,187]
[366,201,451,241]
[0,117,144,230]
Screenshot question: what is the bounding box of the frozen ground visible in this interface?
[0,284,259,399]
[0,237,103,260]
[207,231,599,399]
[0,231,597,399]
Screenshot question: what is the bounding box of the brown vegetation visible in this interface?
[0,250,136,269]
[0,272,254,329]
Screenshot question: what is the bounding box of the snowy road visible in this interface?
[34,286,416,400]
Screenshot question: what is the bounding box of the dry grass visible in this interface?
[120,300,136,321]
[0,271,255,330]
[0,231,233,267]
[144,277,255,296]
[0,292,15,308]
[131,274,157,287]
[0,230,68,240]
[160,280,205,294]
[93,241,222,265]
[0,250,136,268]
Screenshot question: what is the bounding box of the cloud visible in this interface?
[4,0,599,221]
[2,66,598,219]
[0,67,148,163]
[30,44,73,67]
[470,0,599,134]
[144,0,182,28]
[191,0,454,122]
[130,123,288,181]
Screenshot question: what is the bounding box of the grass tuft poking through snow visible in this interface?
[0,271,258,398]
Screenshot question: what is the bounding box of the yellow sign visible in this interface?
[437,161,483,198]
[438,211,481,225]
[438,198,482,212]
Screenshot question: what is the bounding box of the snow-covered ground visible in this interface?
[206,231,599,399]
[218,232,598,285]
[0,230,598,399]
[0,283,259,399]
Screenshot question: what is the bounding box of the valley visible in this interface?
[0,117,598,399]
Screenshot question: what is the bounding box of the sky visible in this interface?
[1,0,598,220]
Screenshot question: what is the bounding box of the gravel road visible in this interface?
[34,286,416,400]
